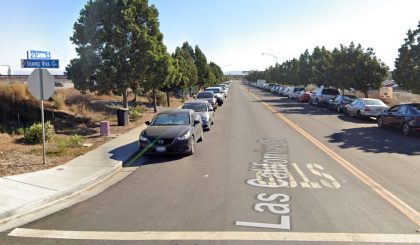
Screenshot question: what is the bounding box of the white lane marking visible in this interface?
[9,228,420,243]
[235,218,290,230]
[307,163,341,189]
[292,163,320,188]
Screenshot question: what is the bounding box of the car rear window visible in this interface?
[410,104,420,113]
[322,89,339,95]
[197,93,213,98]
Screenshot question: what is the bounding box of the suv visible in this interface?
[309,87,340,107]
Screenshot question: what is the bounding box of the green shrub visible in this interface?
[129,105,147,121]
[16,127,25,135]
[68,134,85,147]
[24,121,55,144]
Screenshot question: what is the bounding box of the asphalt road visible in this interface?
[1,81,419,245]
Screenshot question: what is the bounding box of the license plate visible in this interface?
[156,146,166,152]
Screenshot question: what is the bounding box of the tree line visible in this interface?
[247,21,420,96]
[65,0,225,112]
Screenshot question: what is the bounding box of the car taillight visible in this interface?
[365,106,370,111]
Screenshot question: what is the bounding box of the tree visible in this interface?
[310,46,332,87]
[394,22,420,94]
[194,45,211,89]
[298,49,312,85]
[66,0,165,108]
[209,62,224,84]
[173,47,198,99]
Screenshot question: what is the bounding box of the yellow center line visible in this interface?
[244,86,420,227]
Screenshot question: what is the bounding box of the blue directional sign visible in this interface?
[28,50,51,60]
[21,59,59,69]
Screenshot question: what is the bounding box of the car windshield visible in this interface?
[182,103,207,112]
[364,99,386,106]
[197,93,213,98]
[206,89,220,93]
[151,113,190,126]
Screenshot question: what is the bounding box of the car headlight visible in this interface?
[176,131,191,140]
[139,132,149,142]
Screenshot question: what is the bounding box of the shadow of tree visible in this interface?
[326,126,420,155]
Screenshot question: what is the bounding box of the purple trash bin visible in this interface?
[100,121,110,136]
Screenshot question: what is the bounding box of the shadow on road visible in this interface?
[326,127,420,155]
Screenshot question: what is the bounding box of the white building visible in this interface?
[0,65,12,76]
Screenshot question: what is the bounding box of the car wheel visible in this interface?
[189,137,195,155]
[402,122,411,136]
[356,111,362,120]
[377,117,384,128]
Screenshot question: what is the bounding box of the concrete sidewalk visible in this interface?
[0,124,145,230]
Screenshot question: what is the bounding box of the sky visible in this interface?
[0,0,419,75]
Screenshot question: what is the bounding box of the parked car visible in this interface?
[344,98,389,119]
[328,95,358,113]
[309,87,340,107]
[196,91,218,110]
[215,84,229,97]
[182,100,215,131]
[289,87,305,99]
[377,103,420,136]
[205,87,224,105]
[139,109,204,155]
[297,91,311,103]
[282,87,292,96]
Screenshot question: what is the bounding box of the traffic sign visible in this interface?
[28,50,51,60]
[28,69,55,100]
[21,59,59,69]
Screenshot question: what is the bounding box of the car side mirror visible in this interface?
[193,119,200,125]
[145,121,150,125]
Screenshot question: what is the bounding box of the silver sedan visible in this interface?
[344,98,389,119]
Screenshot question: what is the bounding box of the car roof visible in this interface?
[206,87,221,89]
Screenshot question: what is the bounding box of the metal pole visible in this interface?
[39,68,46,164]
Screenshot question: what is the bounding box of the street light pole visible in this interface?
[261,52,278,64]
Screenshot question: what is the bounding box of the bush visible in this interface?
[53,94,65,110]
[68,134,85,147]
[129,105,147,121]
[146,90,167,106]
[16,128,25,135]
[24,121,55,144]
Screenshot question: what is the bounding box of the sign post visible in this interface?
[22,50,58,164]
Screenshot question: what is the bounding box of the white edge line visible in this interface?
[8,228,420,243]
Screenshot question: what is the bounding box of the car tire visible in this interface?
[402,122,411,136]
[377,117,384,128]
[189,137,195,155]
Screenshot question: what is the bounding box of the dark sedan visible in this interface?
[139,109,204,155]
[328,95,358,113]
[377,103,420,136]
